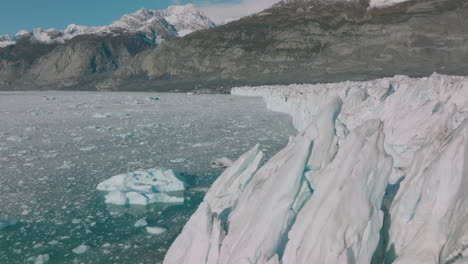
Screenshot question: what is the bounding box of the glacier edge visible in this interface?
[164,74,468,264]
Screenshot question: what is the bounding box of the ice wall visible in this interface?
[165,74,468,264]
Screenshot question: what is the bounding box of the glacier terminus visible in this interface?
[165,74,468,264]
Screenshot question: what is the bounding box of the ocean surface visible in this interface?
[0,91,295,264]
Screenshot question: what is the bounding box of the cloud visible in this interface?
[196,0,281,24]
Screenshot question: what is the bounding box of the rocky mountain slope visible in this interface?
[123,0,468,91]
[1,0,467,91]
[0,4,215,90]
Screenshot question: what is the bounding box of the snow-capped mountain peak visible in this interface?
[0,4,215,48]
[164,4,216,37]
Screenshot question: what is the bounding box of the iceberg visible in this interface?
[134,218,148,228]
[27,254,49,264]
[97,168,186,205]
[164,74,468,264]
[72,244,90,254]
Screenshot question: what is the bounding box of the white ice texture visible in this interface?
[165,74,468,264]
[97,168,186,205]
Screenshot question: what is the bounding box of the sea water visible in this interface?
[0,91,295,263]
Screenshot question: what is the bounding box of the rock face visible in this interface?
[165,73,468,264]
[132,0,468,90]
[0,34,154,90]
[1,0,468,91]
[0,4,215,91]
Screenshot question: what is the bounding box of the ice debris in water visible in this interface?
[210,157,233,168]
[146,226,167,235]
[72,244,90,254]
[134,218,148,227]
[28,254,49,264]
[97,168,186,205]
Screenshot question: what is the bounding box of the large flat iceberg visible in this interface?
[97,168,186,205]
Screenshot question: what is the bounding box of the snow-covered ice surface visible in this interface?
[97,168,186,205]
[0,92,294,263]
[165,74,468,264]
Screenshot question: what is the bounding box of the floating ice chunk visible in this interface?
[170,158,186,163]
[134,218,148,227]
[56,161,75,170]
[97,168,186,193]
[28,254,49,264]
[105,191,127,205]
[6,136,22,142]
[92,113,110,118]
[125,192,148,205]
[79,145,97,152]
[97,168,186,205]
[146,226,167,235]
[48,240,59,245]
[146,193,184,204]
[72,244,90,254]
[210,157,233,168]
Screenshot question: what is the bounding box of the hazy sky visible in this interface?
[0,0,281,35]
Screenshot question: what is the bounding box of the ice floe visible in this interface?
[72,244,90,254]
[28,254,49,264]
[134,218,148,227]
[97,168,186,205]
[146,226,167,235]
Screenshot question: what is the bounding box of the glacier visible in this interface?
[97,168,186,205]
[164,74,468,264]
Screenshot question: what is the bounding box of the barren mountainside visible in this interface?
[0,0,467,91]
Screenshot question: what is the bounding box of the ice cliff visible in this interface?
[164,73,468,264]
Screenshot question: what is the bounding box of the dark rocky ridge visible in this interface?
[0,34,155,90]
[126,0,468,91]
[1,0,468,91]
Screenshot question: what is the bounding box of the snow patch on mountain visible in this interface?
[369,0,409,8]
[164,74,468,263]
[0,4,215,47]
[163,4,216,37]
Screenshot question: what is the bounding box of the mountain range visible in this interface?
[0,4,215,47]
[0,0,467,91]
